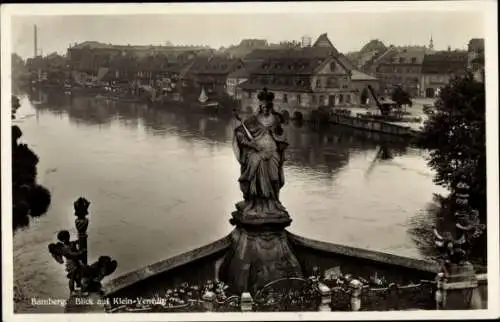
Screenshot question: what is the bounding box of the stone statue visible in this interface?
[49,232,117,295]
[48,230,86,295]
[232,88,288,218]
[49,198,117,296]
[221,89,302,294]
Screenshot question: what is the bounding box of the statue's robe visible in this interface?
[232,113,288,216]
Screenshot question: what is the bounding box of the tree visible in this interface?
[360,39,387,54]
[391,86,413,108]
[416,72,486,221]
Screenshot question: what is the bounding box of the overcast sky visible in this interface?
[10,9,486,59]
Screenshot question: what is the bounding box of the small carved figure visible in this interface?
[232,88,288,216]
[80,256,118,294]
[49,232,117,295]
[48,230,86,295]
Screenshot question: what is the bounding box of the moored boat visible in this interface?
[197,86,220,112]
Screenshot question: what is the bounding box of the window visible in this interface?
[311,95,317,104]
[411,57,417,64]
[399,57,405,63]
[297,94,301,104]
[283,94,288,103]
[316,79,321,88]
[247,91,252,98]
[319,95,325,105]
[346,94,351,103]
[330,62,336,71]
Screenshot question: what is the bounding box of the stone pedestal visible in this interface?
[219,209,303,295]
[440,262,482,310]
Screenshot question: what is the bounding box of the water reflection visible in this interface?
[30,91,414,178]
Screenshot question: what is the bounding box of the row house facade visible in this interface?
[238,33,380,113]
[420,50,468,98]
[237,55,360,115]
[225,61,262,98]
[365,46,427,97]
[67,41,205,78]
[180,56,244,96]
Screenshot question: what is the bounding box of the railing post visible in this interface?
[317,282,331,312]
[240,292,253,312]
[439,262,482,310]
[435,272,445,310]
[349,279,363,311]
[202,290,216,312]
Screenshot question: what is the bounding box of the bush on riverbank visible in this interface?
[12,96,52,231]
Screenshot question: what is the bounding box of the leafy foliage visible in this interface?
[360,39,387,54]
[12,96,52,231]
[391,86,413,107]
[416,72,486,220]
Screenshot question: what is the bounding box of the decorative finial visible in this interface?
[74,197,90,217]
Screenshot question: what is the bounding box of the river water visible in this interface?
[12,91,444,312]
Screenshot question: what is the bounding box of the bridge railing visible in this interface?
[104,272,486,312]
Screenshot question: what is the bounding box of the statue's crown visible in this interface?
[257,88,274,103]
[74,197,90,215]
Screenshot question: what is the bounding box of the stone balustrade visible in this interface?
[103,270,487,313]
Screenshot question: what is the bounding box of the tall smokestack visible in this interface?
[34,25,38,57]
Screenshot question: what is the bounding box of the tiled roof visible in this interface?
[239,39,268,47]
[312,33,338,54]
[377,47,427,65]
[237,80,313,93]
[421,51,468,74]
[351,70,377,81]
[187,57,242,75]
[248,56,332,76]
[72,41,209,53]
[227,61,261,79]
[244,47,335,61]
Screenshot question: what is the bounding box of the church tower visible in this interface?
[429,35,434,51]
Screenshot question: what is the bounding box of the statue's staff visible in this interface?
[232,109,253,140]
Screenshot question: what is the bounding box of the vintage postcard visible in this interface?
[1,1,498,321]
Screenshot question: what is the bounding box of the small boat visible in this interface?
[198,87,220,111]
